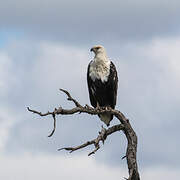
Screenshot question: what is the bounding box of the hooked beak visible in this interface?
[90,48,94,52]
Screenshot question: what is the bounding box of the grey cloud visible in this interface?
[1,0,180,44]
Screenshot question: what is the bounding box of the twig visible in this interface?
[47,111,56,137]
[27,107,53,116]
[60,89,82,108]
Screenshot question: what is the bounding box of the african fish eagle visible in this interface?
[87,45,118,126]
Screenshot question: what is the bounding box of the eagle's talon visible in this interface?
[95,106,101,111]
[85,104,90,109]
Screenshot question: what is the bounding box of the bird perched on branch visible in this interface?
[87,45,118,126]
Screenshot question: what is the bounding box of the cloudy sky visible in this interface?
[0,0,180,179]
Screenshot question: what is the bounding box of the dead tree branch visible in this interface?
[58,124,124,156]
[27,89,140,180]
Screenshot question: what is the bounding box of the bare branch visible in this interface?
[47,112,56,137]
[27,107,53,116]
[27,89,140,180]
[58,124,124,156]
[60,88,82,108]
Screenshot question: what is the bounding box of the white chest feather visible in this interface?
[89,60,110,82]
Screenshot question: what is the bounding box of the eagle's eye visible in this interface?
[96,47,100,50]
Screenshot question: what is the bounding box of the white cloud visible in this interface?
[1,154,127,180]
[23,41,91,108]
[1,153,179,180]
[118,37,180,117]
[141,166,180,180]
[0,108,16,153]
[142,37,180,104]
[32,42,89,92]
[0,52,17,97]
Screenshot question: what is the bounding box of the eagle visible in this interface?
[87,45,118,126]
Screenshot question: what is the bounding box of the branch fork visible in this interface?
[27,89,140,180]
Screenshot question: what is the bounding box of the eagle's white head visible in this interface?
[90,45,106,54]
[90,45,108,61]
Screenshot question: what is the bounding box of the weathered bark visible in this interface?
[28,89,140,180]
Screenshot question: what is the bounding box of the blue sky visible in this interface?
[0,0,180,179]
[0,30,23,48]
[0,31,10,48]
